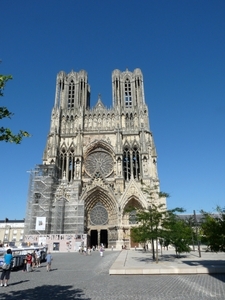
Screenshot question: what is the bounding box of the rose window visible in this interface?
[90,203,108,225]
[85,151,113,177]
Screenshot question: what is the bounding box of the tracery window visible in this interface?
[59,147,76,181]
[123,146,131,180]
[90,202,108,225]
[124,78,132,108]
[84,150,113,177]
[123,144,140,181]
[132,146,140,179]
[68,148,75,182]
[68,80,75,109]
[59,148,67,179]
[129,210,137,224]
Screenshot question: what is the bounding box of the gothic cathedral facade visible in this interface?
[25,68,166,249]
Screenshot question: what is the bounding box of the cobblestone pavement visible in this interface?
[0,251,225,300]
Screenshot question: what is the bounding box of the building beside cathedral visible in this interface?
[24,68,166,250]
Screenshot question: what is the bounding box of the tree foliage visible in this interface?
[128,183,192,260]
[163,214,193,256]
[200,206,225,252]
[0,73,30,143]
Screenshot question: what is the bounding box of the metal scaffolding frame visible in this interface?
[24,164,84,235]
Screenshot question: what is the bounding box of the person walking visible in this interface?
[22,257,27,272]
[26,253,32,272]
[46,252,53,272]
[99,246,104,257]
[0,249,13,287]
[32,251,36,269]
[35,249,41,267]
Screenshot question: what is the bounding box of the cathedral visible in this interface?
[24,68,166,250]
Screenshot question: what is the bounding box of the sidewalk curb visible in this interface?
[109,250,225,275]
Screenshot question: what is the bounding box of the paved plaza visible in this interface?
[110,248,225,275]
[0,250,225,300]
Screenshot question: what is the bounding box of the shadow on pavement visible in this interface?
[182,259,225,267]
[209,273,225,283]
[0,285,91,300]
[9,280,30,286]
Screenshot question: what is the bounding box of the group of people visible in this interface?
[78,245,105,257]
[0,249,53,287]
[23,249,41,272]
[78,246,92,255]
[23,250,52,272]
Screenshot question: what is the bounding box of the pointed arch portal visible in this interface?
[85,187,118,248]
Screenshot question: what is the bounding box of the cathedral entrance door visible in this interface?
[130,228,139,248]
[100,229,108,248]
[90,230,98,248]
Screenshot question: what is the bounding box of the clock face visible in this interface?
[85,151,114,177]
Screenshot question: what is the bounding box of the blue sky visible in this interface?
[0,0,224,220]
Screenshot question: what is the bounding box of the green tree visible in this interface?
[163,215,193,257]
[128,183,194,261]
[130,202,167,262]
[184,215,196,251]
[0,73,29,143]
[140,184,170,261]
[200,206,225,252]
[130,203,188,261]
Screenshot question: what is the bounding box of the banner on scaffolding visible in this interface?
[35,217,46,231]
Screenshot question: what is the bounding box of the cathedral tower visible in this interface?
[25,69,166,250]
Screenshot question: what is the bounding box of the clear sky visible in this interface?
[0,0,224,220]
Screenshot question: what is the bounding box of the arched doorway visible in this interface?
[85,188,118,249]
[90,230,98,247]
[122,197,143,248]
[90,229,108,248]
[100,229,108,248]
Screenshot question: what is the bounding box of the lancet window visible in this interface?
[129,210,137,224]
[123,144,140,181]
[68,80,75,109]
[124,78,132,108]
[59,147,75,181]
[125,113,134,128]
[59,148,67,179]
[68,148,75,182]
[123,146,131,181]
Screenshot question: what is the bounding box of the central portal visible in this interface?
[90,229,108,248]
[100,229,108,248]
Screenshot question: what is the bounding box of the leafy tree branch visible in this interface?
[0,73,30,144]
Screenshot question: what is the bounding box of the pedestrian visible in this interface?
[26,253,32,272]
[22,258,27,272]
[35,249,41,267]
[0,248,13,287]
[99,246,104,257]
[32,251,36,269]
[46,252,53,272]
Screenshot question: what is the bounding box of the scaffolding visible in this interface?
[24,164,84,235]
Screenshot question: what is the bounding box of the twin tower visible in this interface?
[25,68,165,249]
